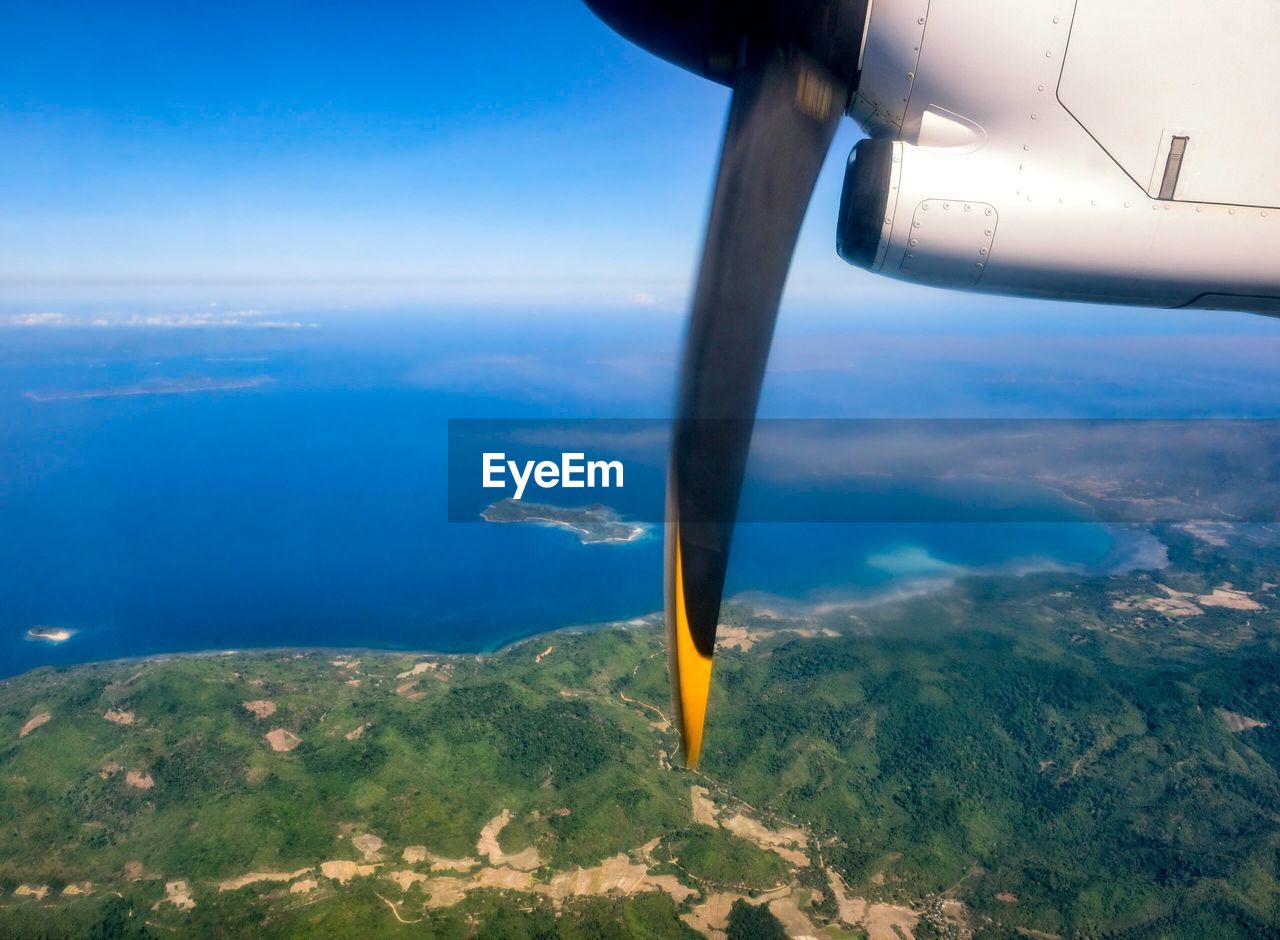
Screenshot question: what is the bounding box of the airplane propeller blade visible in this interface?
[667,49,846,765]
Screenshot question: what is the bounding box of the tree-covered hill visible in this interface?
[2,525,1279,938]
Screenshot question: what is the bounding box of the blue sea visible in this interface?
[3,306,1278,678]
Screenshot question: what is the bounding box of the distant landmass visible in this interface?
[482,499,650,544]
[2,522,1278,938]
[22,376,272,403]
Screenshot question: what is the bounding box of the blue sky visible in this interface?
[1,1,1278,338]
[0,0,1076,318]
[0,1,737,307]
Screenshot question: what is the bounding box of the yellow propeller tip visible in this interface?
[671,531,714,769]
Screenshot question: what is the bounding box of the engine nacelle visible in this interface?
[838,0,1280,314]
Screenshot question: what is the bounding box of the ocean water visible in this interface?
[7,308,1272,678]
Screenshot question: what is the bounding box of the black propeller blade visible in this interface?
[585,0,866,764]
[668,50,846,765]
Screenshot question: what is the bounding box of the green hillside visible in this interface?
[2,525,1279,938]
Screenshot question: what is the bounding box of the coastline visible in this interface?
[0,615,664,685]
[3,520,1176,683]
[0,528,1171,682]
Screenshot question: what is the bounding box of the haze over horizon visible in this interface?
[3,0,1278,338]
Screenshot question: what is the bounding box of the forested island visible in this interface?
[482,499,650,544]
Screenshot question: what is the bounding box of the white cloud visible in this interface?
[5,311,70,326]
[1,308,311,329]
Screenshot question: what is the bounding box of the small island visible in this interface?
[23,376,272,403]
[481,499,650,544]
[26,625,74,643]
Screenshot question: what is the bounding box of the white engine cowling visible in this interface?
[837,0,1280,313]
